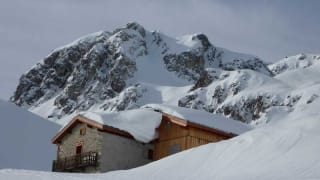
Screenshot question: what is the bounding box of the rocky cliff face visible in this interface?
[15,22,312,126]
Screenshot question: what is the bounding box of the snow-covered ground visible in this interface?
[1,94,320,179]
[0,99,60,171]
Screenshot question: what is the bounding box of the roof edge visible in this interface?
[162,113,236,138]
[51,115,133,144]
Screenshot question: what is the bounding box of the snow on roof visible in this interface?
[79,104,251,143]
[142,104,252,135]
[80,109,162,143]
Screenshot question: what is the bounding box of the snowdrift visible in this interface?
[0,99,60,171]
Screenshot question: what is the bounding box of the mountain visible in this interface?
[10,22,274,125]
[10,23,319,128]
[0,99,60,171]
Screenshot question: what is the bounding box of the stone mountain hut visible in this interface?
[51,104,251,173]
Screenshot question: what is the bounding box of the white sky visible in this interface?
[0,0,319,100]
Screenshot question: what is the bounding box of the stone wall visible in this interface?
[57,122,153,173]
[100,133,154,172]
[57,122,103,172]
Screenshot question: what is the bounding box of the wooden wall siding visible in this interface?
[187,127,227,149]
[154,136,187,160]
[156,120,188,141]
[153,120,188,160]
[154,118,230,160]
[189,127,227,142]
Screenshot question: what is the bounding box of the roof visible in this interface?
[161,113,236,138]
[52,109,163,144]
[52,105,252,144]
[51,115,134,144]
[142,104,252,135]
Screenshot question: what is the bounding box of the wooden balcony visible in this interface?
[52,151,98,172]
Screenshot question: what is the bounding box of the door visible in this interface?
[76,145,82,154]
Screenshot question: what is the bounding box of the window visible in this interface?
[148,149,154,160]
[168,144,181,155]
[80,127,86,136]
[166,121,171,128]
[76,145,82,154]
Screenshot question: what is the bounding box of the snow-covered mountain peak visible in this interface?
[176,33,210,50]
[125,22,147,37]
[11,23,275,125]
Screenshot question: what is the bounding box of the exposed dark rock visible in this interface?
[126,22,146,37]
[194,34,211,51]
[190,71,213,91]
[163,52,205,81]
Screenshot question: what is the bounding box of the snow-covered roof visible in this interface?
[142,104,252,135]
[80,109,162,143]
[54,105,251,144]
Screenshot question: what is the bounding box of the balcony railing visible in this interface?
[52,151,98,172]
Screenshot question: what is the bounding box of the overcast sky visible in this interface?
[0,0,319,100]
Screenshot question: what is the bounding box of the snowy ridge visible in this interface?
[269,53,320,75]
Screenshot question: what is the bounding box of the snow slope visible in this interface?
[0,99,60,171]
[274,62,320,89]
